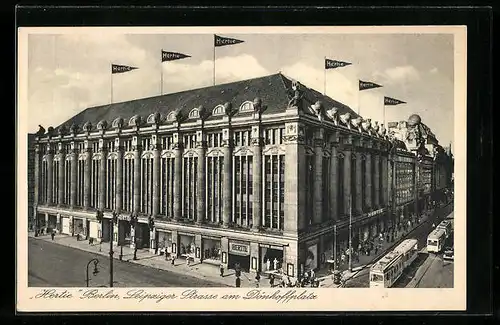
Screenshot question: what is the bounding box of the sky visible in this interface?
[26,30,455,146]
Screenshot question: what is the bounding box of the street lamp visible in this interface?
[130,213,138,260]
[109,211,118,288]
[85,258,100,287]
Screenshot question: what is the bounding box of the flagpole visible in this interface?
[213,44,216,86]
[357,86,361,116]
[110,64,113,104]
[324,56,326,95]
[160,62,163,96]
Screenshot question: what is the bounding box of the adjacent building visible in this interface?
[32,73,453,278]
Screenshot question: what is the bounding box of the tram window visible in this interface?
[428,240,438,246]
[371,274,383,282]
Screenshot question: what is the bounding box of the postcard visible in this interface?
[16,25,466,312]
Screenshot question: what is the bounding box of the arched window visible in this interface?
[166,111,176,122]
[239,101,253,112]
[188,108,200,119]
[212,105,225,116]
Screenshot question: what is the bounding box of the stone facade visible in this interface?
[33,74,453,278]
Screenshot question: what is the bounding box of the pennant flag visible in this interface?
[112,64,138,74]
[214,34,244,47]
[384,96,406,105]
[359,80,382,91]
[162,51,191,62]
[325,58,352,69]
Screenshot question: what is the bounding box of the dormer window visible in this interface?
[166,112,176,122]
[239,101,253,112]
[212,105,225,116]
[188,108,200,119]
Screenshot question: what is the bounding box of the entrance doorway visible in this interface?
[134,223,150,249]
[228,241,251,272]
[86,220,90,239]
[119,220,131,246]
[228,253,250,272]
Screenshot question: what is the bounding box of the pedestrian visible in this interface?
[310,268,315,279]
[220,263,225,277]
[255,271,261,286]
[51,231,55,241]
[235,277,241,288]
[186,257,190,266]
[269,274,275,287]
[171,255,176,266]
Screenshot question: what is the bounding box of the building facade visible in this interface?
[32,73,452,278]
[28,133,36,230]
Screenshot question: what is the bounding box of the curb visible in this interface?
[29,235,238,288]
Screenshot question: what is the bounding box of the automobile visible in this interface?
[443,247,454,261]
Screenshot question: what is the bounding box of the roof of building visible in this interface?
[54,73,359,132]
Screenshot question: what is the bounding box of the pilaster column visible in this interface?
[284,122,306,232]
[98,139,107,210]
[34,144,41,207]
[365,150,372,210]
[115,139,123,214]
[133,136,141,214]
[57,144,65,206]
[251,125,262,231]
[355,151,363,215]
[195,131,206,224]
[172,133,183,221]
[373,154,380,208]
[313,129,324,224]
[46,143,54,205]
[343,149,352,217]
[83,140,92,210]
[70,142,77,208]
[381,155,388,206]
[222,128,232,227]
[152,135,161,218]
[330,143,338,221]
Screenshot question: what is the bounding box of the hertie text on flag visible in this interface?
[325,58,352,69]
[161,51,191,62]
[214,35,245,47]
[111,64,138,74]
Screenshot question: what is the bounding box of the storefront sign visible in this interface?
[366,208,385,218]
[229,242,250,255]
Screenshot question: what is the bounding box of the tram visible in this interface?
[369,239,419,288]
[426,228,447,253]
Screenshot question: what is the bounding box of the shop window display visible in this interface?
[202,238,221,262]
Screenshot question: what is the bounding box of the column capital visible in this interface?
[221,139,233,148]
[251,137,264,147]
[195,141,207,149]
[313,138,324,148]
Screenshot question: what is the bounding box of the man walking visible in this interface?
[51,231,55,241]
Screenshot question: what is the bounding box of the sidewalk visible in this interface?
[29,233,271,288]
[318,211,432,288]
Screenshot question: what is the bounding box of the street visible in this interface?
[28,238,222,287]
[344,207,454,288]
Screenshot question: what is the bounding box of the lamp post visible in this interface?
[85,258,100,287]
[109,212,117,288]
[348,196,353,273]
[131,214,138,260]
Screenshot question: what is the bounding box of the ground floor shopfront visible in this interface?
[35,206,298,277]
[153,226,293,275]
[298,208,392,276]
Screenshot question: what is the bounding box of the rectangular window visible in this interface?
[263,154,285,230]
[123,158,135,212]
[183,156,198,220]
